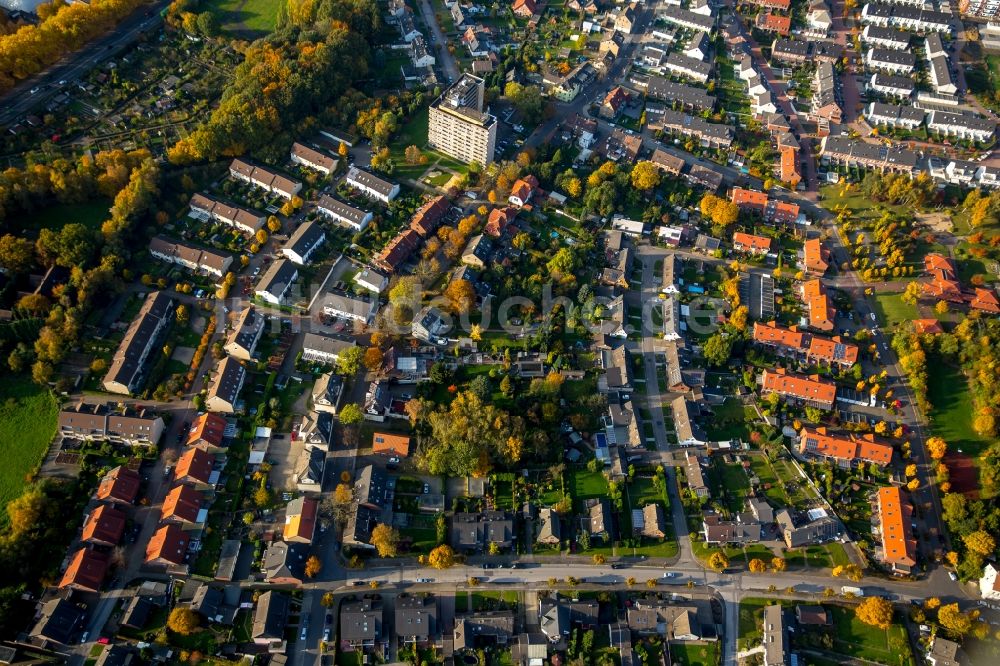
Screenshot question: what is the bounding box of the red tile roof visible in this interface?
[161,484,204,523]
[753,321,805,349]
[913,319,944,335]
[59,548,109,592]
[512,0,537,15]
[970,287,1000,313]
[780,146,801,186]
[410,196,450,238]
[485,207,517,237]
[807,335,859,366]
[757,12,791,34]
[175,447,214,486]
[731,187,769,212]
[802,279,835,331]
[146,524,189,565]
[187,413,227,449]
[733,231,772,254]
[96,465,141,504]
[283,497,319,543]
[798,427,893,466]
[761,368,837,407]
[878,486,917,570]
[82,504,127,545]
[803,238,830,275]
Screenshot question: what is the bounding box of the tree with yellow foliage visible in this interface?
[927,437,947,460]
[749,558,766,573]
[631,161,661,191]
[708,551,729,571]
[305,555,322,578]
[167,607,200,635]
[905,464,917,478]
[925,597,941,610]
[855,596,893,630]
[428,544,456,569]
[771,557,786,572]
[371,524,400,558]
[906,478,920,491]
[963,530,997,557]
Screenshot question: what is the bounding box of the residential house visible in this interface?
[615,3,638,33]
[752,321,859,368]
[412,305,450,343]
[795,605,830,626]
[762,605,788,666]
[224,307,266,361]
[149,236,232,279]
[859,3,951,33]
[660,6,716,31]
[703,511,761,545]
[601,86,631,119]
[59,402,165,446]
[30,598,85,646]
[353,266,390,294]
[865,47,915,74]
[672,396,707,446]
[322,292,377,324]
[802,239,830,275]
[187,413,228,452]
[341,598,386,649]
[868,73,915,99]
[372,432,411,457]
[485,206,517,237]
[296,446,326,493]
[640,503,667,539]
[280,220,326,265]
[512,0,537,16]
[662,295,682,342]
[760,368,836,409]
[587,498,614,541]
[228,159,302,200]
[733,231,772,255]
[927,637,964,666]
[979,563,1000,600]
[861,24,910,50]
[410,196,450,238]
[145,523,190,567]
[290,142,337,175]
[927,110,996,143]
[450,511,514,552]
[644,76,716,110]
[396,594,438,646]
[539,597,599,642]
[509,175,539,206]
[188,192,265,234]
[311,373,344,415]
[776,507,840,547]
[254,258,299,305]
[161,484,206,527]
[453,612,515,650]
[801,279,835,332]
[317,195,373,232]
[798,427,893,467]
[103,291,175,395]
[59,548,109,592]
[536,507,562,545]
[174,445,216,489]
[757,12,791,34]
[96,466,141,504]
[283,497,318,544]
[876,486,917,574]
[865,102,924,130]
[651,148,685,176]
[82,504,126,546]
[819,135,919,173]
[346,166,399,203]
[685,453,710,498]
[663,52,712,83]
[627,600,706,641]
[262,541,308,585]
[252,591,289,645]
[205,356,246,414]
[685,31,711,60]
[461,234,493,268]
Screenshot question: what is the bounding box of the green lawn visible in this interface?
[22,199,111,233]
[204,0,278,36]
[871,292,920,329]
[828,606,914,666]
[927,361,992,457]
[705,398,750,440]
[670,642,720,666]
[570,468,609,503]
[0,377,58,509]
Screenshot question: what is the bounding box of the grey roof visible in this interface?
[661,5,715,31]
[645,75,716,109]
[869,73,914,92]
[453,612,515,650]
[867,47,915,67]
[207,356,245,408]
[341,598,384,641]
[346,166,397,197]
[665,52,712,79]
[104,291,174,392]
[355,464,390,509]
[536,506,562,543]
[283,220,325,261]
[928,110,996,135]
[395,594,437,640]
[302,332,356,359]
[227,307,265,356]
[762,605,788,666]
[149,236,231,274]
[255,258,298,299]
[771,38,808,59]
[262,541,308,582]
[821,135,919,170]
[862,25,910,47]
[589,499,613,537]
[252,591,289,640]
[672,396,706,443]
[216,539,241,581]
[344,504,379,547]
[31,598,84,644]
[317,195,371,226]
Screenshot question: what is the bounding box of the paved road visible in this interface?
[0,0,171,128]
[417,0,460,83]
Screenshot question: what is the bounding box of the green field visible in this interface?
[0,378,58,508]
[871,292,920,329]
[927,361,992,457]
[670,641,720,666]
[570,468,610,502]
[828,606,914,666]
[22,200,111,233]
[205,0,279,36]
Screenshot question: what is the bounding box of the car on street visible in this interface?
[30,87,39,94]
[870,312,877,321]
[388,456,400,465]
[949,571,958,581]
[416,578,433,583]
[423,483,430,494]
[323,628,331,642]
[662,572,678,578]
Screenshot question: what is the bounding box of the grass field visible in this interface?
[927,361,992,458]
[205,0,278,36]
[871,292,920,329]
[828,606,914,666]
[570,468,609,503]
[22,200,111,233]
[0,378,58,509]
[670,641,720,666]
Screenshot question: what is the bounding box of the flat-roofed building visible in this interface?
[428,74,497,166]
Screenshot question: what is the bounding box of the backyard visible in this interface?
[0,378,59,509]
[669,641,720,666]
[871,292,920,330]
[927,361,993,459]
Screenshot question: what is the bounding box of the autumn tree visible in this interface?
[0,234,35,274]
[708,551,729,571]
[938,603,979,637]
[963,530,996,557]
[855,596,893,630]
[168,607,201,635]
[363,346,384,372]
[444,278,476,315]
[927,437,947,460]
[305,555,322,578]
[771,557,786,572]
[748,558,766,573]
[371,524,400,558]
[901,281,922,306]
[631,161,661,191]
[428,544,456,569]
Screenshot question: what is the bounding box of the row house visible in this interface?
[732,231,772,255]
[345,166,400,203]
[188,192,265,235]
[798,426,893,468]
[224,307,265,361]
[865,101,924,129]
[651,108,733,149]
[876,486,917,574]
[290,142,337,175]
[752,321,859,368]
[103,291,175,395]
[802,238,831,276]
[280,220,326,265]
[800,278,835,332]
[685,31,711,60]
[771,39,843,65]
[930,159,1000,189]
[760,368,837,409]
[865,47,915,74]
[812,61,842,125]
[861,24,911,49]
[206,356,246,414]
[730,187,802,225]
[317,195,373,232]
[659,6,715,32]
[867,73,915,100]
[819,135,919,173]
[757,12,791,35]
[229,159,302,200]
[149,236,232,279]
[927,54,958,95]
[860,2,952,32]
[744,0,790,8]
[254,258,298,305]
[59,402,165,446]
[663,52,712,83]
[643,75,717,110]
[927,110,996,143]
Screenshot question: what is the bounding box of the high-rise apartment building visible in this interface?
[428,74,497,166]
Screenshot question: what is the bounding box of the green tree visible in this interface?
[339,403,363,426]
[337,346,364,376]
[703,332,733,367]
